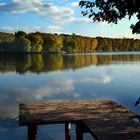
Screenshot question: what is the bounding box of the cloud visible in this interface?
[0,25,62,33]
[35,77,75,99]
[0,77,76,119]
[79,75,112,84]
[0,0,42,13]
[47,25,61,30]
[97,75,112,84]
[0,0,109,25]
[0,72,112,124]
[0,77,76,106]
[73,17,108,25]
[40,3,74,23]
[68,2,79,7]
[0,74,111,120]
[0,26,15,32]
[0,2,6,6]
[74,18,93,23]
[0,0,75,23]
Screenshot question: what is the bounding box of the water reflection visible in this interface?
[0,53,140,140]
[0,53,140,73]
[0,75,112,121]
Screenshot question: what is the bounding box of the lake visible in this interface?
[0,52,140,140]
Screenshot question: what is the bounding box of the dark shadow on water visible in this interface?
[135,97,140,106]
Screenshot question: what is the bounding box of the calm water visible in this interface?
[0,53,140,140]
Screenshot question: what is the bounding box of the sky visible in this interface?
[0,0,140,39]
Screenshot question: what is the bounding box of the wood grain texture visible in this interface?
[19,100,140,140]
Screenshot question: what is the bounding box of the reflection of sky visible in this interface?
[1,55,140,139]
[0,72,112,119]
[0,64,140,117]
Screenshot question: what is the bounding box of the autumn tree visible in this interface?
[1,32,140,53]
[30,35,43,52]
[44,34,62,52]
[90,38,98,51]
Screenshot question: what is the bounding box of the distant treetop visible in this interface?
[79,0,140,34]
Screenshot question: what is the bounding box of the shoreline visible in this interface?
[0,51,140,55]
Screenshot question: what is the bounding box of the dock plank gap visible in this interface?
[19,100,140,140]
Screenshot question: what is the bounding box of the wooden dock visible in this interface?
[19,100,140,140]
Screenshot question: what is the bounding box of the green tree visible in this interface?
[0,32,15,52]
[30,35,43,53]
[15,37,31,52]
[15,31,26,38]
[62,35,73,52]
[79,0,140,34]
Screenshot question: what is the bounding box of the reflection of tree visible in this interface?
[0,55,18,73]
[30,55,44,73]
[44,54,63,71]
[63,55,98,70]
[0,54,140,74]
[15,55,32,74]
[97,55,112,65]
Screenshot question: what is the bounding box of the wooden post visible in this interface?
[75,122,87,140]
[65,122,71,140]
[76,125,83,140]
[28,125,37,140]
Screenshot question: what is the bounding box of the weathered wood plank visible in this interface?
[19,100,140,140]
[20,100,122,125]
[84,118,140,140]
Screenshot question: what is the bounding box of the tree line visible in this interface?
[0,31,140,53]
